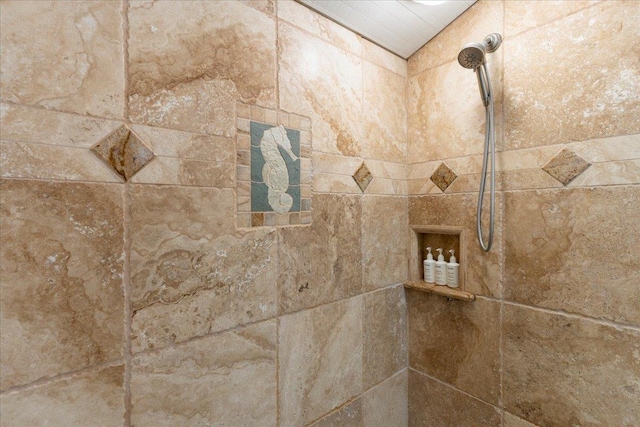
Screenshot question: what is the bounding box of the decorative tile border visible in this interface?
[236,102,312,228]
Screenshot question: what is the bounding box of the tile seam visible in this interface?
[0,357,125,397]
[476,295,640,332]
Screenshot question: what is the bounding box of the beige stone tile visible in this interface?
[504,186,640,325]
[242,0,276,16]
[408,369,501,427]
[496,145,564,172]
[408,161,440,180]
[279,21,363,157]
[309,399,363,427]
[362,61,406,164]
[129,157,236,187]
[0,180,124,390]
[407,290,501,405]
[0,103,121,147]
[408,179,436,195]
[131,321,276,426]
[362,39,407,78]
[0,141,122,182]
[0,2,124,118]
[130,125,235,163]
[363,287,407,389]
[279,297,363,426]
[504,412,540,427]
[407,1,503,76]
[362,370,408,427]
[503,304,640,426]
[570,133,640,162]
[277,0,361,56]
[362,197,408,290]
[313,152,362,175]
[129,185,277,352]
[278,194,362,313]
[0,365,124,427]
[505,1,600,38]
[504,1,640,150]
[408,56,503,163]
[313,172,361,194]
[498,169,564,192]
[409,194,502,297]
[568,159,640,186]
[365,160,407,181]
[128,0,276,136]
[365,178,407,196]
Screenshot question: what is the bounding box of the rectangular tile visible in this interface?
[503,303,640,426]
[408,369,501,427]
[0,365,124,427]
[129,185,277,352]
[131,321,277,426]
[504,186,640,325]
[362,370,408,427]
[279,297,363,426]
[407,290,501,406]
[0,180,124,390]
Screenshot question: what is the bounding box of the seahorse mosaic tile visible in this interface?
[236,103,312,227]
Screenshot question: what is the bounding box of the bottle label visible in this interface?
[446,266,459,288]
[435,265,446,285]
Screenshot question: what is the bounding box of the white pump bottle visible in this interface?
[423,247,436,283]
[446,249,460,288]
[434,248,447,285]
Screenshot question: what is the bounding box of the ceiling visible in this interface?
[297,0,476,59]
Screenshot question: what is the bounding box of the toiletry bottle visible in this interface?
[435,248,447,285]
[423,247,436,283]
[447,249,460,288]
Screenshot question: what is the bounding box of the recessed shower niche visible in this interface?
[406,225,475,301]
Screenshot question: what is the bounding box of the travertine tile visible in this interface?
[407,290,501,406]
[313,152,363,175]
[541,147,591,185]
[279,194,362,313]
[313,172,362,194]
[129,185,277,352]
[363,286,407,389]
[0,365,124,427]
[131,321,276,426]
[409,194,502,297]
[408,56,503,163]
[503,304,640,426]
[0,1,124,118]
[504,412,540,427]
[91,126,155,181]
[277,0,361,56]
[362,370,408,427]
[407,1,503,76]
[279,21,363,156]
[362,61,407,163]
[0,141,122,182]
[505,1,600,38]
[310,399,363,427]
[408,369,501,427]
[570,133,640,162]
[353,161,373,192]
[567,159,640,187]
[279,297,363,426]
[0,103,121,147]
[504,186,640,325]
[362,197,408,290]
[128,0,276,136]
[0,180,124,389]
[130,157,236,188]
[362,39,407,78]
[430,162,458,192]
[504,1,640,150]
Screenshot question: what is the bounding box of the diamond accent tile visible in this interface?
[91,125,155,181]
[353,161,373,192]
[542,148,591,185]
[430,162,458,192]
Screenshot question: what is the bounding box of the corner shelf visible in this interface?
[404,280,475,302]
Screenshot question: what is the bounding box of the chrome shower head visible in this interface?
[457,33,502,69]
[458,42,486,69]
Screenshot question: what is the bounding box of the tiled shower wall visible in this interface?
[407,1,640,426]
[0,1,408,426]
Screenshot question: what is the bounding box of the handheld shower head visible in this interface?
[457,33,502,69]
[458,43,486,69]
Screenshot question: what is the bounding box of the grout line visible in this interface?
[475,295,640,333]
[499,6,506,424]
[408,367,501,411]
[122,183,133,427]
[0,358,125,397]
